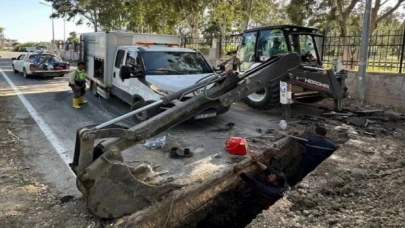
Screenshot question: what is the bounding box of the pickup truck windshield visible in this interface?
[140,51,213,75]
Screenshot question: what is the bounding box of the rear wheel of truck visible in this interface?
[23,68,30,79]
[130,101,159,123]
[244,81,280,110]
[91,81,99,97]
[12,65,18,73]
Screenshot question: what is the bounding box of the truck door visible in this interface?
[121,51,140,98]
[112,49,126,90]
[112,49,134,104]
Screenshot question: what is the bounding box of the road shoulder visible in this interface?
[0,73,102,227]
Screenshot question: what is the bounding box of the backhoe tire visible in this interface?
[130,101,160,124]
[244,80,280,110]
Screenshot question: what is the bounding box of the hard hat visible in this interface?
[225,137,248,156]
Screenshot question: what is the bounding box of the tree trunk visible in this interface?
[339,22,354,70]
[189,13,200,48]
[93,10,99,32]
[242,0,253,30]
[219,18,227,58]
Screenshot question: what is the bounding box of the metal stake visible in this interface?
[358,0,372,105]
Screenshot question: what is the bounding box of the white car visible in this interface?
[11,51,71,78]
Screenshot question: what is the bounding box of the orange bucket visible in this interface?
[225,137,248,156]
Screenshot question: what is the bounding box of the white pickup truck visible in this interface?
[81,31,230,122]
[11,50,71,78]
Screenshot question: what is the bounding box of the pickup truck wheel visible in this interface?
[12,65,18,73]
[244,80,280,110]
[130,101,159,123]
[91,82,99,97]
[23,68,31,79]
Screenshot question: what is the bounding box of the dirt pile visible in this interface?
[0,97,104,228]
[248,110,405,227]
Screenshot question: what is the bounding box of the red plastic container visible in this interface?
[225,137,248,156]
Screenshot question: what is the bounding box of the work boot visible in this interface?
[73,98,81,109]
[79,96,88,105]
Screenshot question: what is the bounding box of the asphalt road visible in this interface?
[0,57,294,195]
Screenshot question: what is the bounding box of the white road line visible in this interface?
[0,69,74,171]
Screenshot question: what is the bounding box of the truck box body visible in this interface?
[80,31,181,88]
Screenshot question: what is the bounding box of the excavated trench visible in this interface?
[181,130,349,228]
[178,140,304,228]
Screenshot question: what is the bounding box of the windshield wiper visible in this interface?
[148,69,183,74]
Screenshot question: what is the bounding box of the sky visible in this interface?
[1,0,404,43]
[0,0,93,43]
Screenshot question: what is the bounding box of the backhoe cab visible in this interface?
[225,25,346,110]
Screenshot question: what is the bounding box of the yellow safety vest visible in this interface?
[75,69,86,81]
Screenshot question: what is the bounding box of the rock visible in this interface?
[52,205,61,210]
[327,218,339,225]
[329,176,346,188]
[60,195,74,204]
[332,202,341,210]
[346,117,367,127]
[382,109,402,121]
[303,210,310,215]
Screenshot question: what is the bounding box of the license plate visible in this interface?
[195,113,217,119]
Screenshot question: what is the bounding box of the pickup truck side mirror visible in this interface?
[11,58,16,60]
[120,65,132,80]
[120,65,144,80]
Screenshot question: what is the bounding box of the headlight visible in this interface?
[150,84,172,96]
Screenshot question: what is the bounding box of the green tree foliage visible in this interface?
[67,32,79,43]
[13,42,51,52]
[0,27,4,34]
[44,0,404,41]
[45,0,101,31]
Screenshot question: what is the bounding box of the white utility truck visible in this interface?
[80,31,230,122]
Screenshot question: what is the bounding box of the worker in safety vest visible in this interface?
[68,61,88,109]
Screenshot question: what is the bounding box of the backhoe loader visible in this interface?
[70,25,348,226]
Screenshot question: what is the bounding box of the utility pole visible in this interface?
[39,2,55,45]
[358,0,372,104]
[52,7,55,45]
[63,19,66,42]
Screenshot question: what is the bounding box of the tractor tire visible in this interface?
[130,101,160,124]
[244,80,280,110]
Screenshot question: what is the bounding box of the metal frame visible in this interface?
[183,28,405,73]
